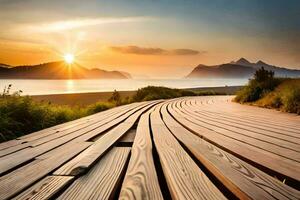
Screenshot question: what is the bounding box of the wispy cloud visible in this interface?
[110,45,204,56]
[25,17,153,32]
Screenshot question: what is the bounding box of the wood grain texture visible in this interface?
[53,122,133,176]
[150,105,226,200]
[0,102,149,175]
[187,99,300,140]
[194,109,300,141]
[0,142,90,200]
[54,102,159,176]
[0,139,23,151]
[119,109,163,200]
[180,100,300,151]
[57,147,130,200]
[1,97,300,199]
[28,102,143,147]
[161,103,300,200]
[12,176,73,200]
[117,128,136,144]
[0,142,32,157]
[168,100,300,182]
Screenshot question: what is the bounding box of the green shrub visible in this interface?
[86,102,115,115]
[235,81,263,103]
[0,88,116,142]
[235,67,283,103]
[180,90,197,96]
[0,94,88,141]
[132,86,197,102]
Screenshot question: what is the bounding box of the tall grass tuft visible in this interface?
[235,67,300,114]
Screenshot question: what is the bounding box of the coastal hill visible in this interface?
[0,61,131,79]
[186,58,300,78]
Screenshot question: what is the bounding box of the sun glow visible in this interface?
[64,53,75,64]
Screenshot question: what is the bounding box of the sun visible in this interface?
[64,53,75,64]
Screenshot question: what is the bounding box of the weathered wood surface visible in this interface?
[0,96,299,199]
[151,104,226,200]
[58,147,131,200]
[12,176,73,200]
[54,101,160,176]
[120,108,163,200]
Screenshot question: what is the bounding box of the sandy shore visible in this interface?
[31,86,242,106]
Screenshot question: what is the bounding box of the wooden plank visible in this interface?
[117,128,136,144]
[150,105,226,200]
[161,103,300,200]
[198,108,300,134]
[57,147,130,200]
[0,142,90,200]
[36,141,93,160]
[0,104,138,171]
[179,100,300,151]
[12,176,73,200]
[173,100,300,162]
[0,102,149,174]
[28,102,143,147]
[187,98,300,136]
[189,99,300,136]
[120,109,163,200]
[54,102,159,176]
[197,99,300,129]
[0,140,23,151]
[167,101,300,182]
[0,143,32,157]
[17,103,134,141]
[53,122,133,176]
[194,109,300,140]
[18,117,92,141]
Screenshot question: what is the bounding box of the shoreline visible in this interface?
[31,85,242,106]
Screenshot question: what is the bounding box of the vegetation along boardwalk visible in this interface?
[0,96,299,200]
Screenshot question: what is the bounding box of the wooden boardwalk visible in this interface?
[0,96,299,200]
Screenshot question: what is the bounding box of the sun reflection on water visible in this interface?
[66,80,74,93]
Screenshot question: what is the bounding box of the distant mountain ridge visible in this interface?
[186,58,300,78]
[0,61,131,79]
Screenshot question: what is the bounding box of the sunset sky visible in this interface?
[0,0,299,78]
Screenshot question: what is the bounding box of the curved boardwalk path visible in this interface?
[0,96,299,200]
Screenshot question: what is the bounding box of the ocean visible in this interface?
[0,78,248,95]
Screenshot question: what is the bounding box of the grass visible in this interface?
[235,67,300,114]
[255,79,300,114]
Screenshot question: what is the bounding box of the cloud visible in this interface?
[25,17,153,33]
[110,45,204,56]
[171,49,200,55]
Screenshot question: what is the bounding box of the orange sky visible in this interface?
[0,0,299,78]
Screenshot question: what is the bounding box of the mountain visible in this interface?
[186,64,255,78]
[186,58,300,78]
[235,57,252,67]
[232,58,300,77]
[0,61,131,79]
